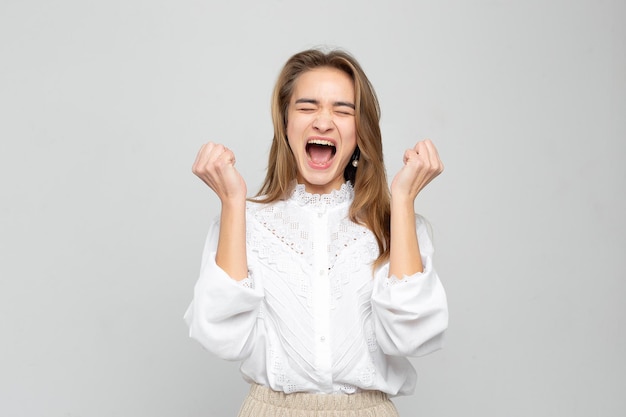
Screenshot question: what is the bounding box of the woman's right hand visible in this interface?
[192,142,247,203]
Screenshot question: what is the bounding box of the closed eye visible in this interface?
[334,101,355,116]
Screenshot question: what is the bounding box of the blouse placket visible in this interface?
[311,208,332,389]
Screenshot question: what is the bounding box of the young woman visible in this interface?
[185,49,448,417]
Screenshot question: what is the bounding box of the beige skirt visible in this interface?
[237,384,400,417]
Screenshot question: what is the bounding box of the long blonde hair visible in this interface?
[255,49,391,268]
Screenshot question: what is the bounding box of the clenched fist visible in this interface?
[391,139,444,202]
[192,142,247,203]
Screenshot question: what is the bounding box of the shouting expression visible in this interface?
[287,67,357,195]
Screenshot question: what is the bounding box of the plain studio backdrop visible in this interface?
[1,0,624,416]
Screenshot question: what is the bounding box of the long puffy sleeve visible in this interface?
[371,214,448,357]
[183,218,264,361]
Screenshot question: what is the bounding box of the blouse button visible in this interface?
[320,336,326,342]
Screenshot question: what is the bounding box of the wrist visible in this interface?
[220,195,246,208]
[390,194,415,211]
[220,199,247,218]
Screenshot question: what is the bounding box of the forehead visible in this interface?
[291,67,354,101]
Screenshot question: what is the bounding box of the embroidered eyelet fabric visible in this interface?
[184,183,448,396]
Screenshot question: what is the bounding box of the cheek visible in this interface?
[286,114,301,138]
[286,125,296,152]
[286,115,314,149]
[286,120,301,154]
[339,121,357,144]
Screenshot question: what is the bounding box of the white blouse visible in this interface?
[184,183,448,396]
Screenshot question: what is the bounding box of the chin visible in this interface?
[299,172,345,193]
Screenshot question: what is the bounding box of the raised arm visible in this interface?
[192,142,248,280]
[389,139,443,277]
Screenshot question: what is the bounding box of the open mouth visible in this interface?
[306,139,336,165]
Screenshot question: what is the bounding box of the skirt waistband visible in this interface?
[246,384,391,411]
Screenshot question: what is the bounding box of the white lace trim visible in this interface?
[338,383,358,394]
[247,196,379,308]
[270,347,300,393]
[358,364,376,387]
[385,275,414,287]
[290,182,354,210]
[238,277,254,289]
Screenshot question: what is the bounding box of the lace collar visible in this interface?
[289,182,354,210]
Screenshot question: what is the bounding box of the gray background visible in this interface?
[1,0,624,416]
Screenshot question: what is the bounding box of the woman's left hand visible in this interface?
[390,139,444,202]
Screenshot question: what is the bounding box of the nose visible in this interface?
[312,110,334,133]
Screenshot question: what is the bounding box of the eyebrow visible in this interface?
[294,98,355,109]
